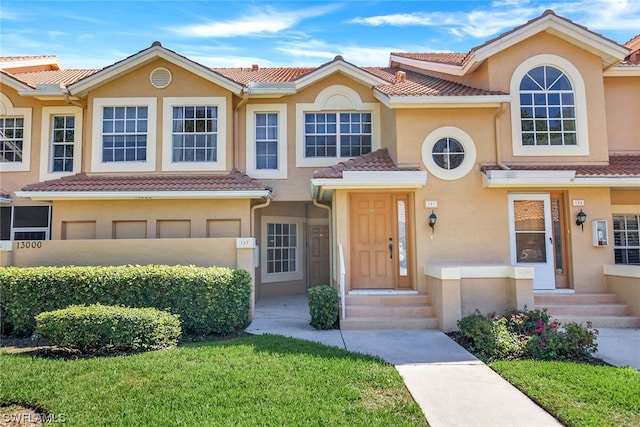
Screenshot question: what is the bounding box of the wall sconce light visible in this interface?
[429,210,437,233]
[575,209,587,232]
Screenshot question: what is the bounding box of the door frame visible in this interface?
[508,193,555,290]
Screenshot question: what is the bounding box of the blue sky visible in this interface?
[1,0,639,69]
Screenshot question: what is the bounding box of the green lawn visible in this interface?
[490,360,640,427]
[0,334,427,427]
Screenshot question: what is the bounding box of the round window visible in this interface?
[421,126,476,180]
[432,137,465,170]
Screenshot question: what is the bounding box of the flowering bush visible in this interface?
[457,308,598,361]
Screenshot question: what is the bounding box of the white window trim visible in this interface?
[421,126,477,180]
[510,54,589,157]
[246,104,288,179]
[0,93,32,172]
[162,96,227,171]
[91,97,157,172]
[261,215,304,284]
[296,85,380,167]
[40,106,83,181]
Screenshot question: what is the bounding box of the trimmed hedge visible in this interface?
[308,285,339,330]
[35,304,181,352]
[0,265,252,336]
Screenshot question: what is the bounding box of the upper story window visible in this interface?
[40,106,83,181]
[304,112,372,158]
[0,93,32,172]
[162,97,226,171]
[520,66,576,147]
[510,55,589,157]
[0,117,23,162]
[421,126,477,180]
[91,98,156,173]
[102,106,148,162]
[296,85,380,167]
[171,105,217,163]
[246,104,287,179]
[256,112,278,169]
[51,116,75,172]
[613,214,639,265]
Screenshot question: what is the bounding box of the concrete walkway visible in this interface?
[247,294,566,426]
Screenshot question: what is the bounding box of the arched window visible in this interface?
[519,66,576,147]
[510,55,589,157]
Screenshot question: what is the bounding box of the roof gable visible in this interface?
[68,42,244,97]
[391,10,629,76]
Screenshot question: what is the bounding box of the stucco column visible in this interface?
[236,238,257,321]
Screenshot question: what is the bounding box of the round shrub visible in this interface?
[308,285,339,330]
[35,304,181,353]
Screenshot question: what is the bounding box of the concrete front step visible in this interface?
[550,315,640,328]
[534,292,639,328]
[346,304,435,318]
[534,292,618,305]
[341,293,437,330]
[340,317,439,330]
[542,303,631,316]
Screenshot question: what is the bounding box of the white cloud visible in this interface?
[170,4,340,38]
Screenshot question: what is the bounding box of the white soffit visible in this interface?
[312,170,427,189]
[374,91,511,108]
[483,169,640,188]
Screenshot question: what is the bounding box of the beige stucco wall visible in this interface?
[605,266,640,317]
[604,76,640,154]
[50,199,251,239]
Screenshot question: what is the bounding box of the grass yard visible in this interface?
[490,360,640,427]
[0,334,427,427]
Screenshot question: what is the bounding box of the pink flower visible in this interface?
[551,323,557,329]
[536,327,544,333]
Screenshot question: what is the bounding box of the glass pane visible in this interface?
[397,200,407,277]
[514,200,545,231]
[515,233,546,263]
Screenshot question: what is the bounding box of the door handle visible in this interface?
[389,243,393,259]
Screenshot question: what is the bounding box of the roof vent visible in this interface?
[151,41,162,47]
[396,71,406,83]
[252,64,259,71]
[150,66,172,89]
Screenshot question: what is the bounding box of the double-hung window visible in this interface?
[51,115,75,172]
[0,117,24,163]
[304,112,372,158]
[171,106,217,163]
[613,214,640,265]
[261,216,303,283]
[162,97,226,171]
[245,104,287,178]
[92,98,156,173]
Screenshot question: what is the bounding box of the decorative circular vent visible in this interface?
[150,67,172,89]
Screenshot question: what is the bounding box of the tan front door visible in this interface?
[349,193,400,289]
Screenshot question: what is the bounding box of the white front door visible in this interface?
[508,193,555,290]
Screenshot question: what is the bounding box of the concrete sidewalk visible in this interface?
[247,294,565,426]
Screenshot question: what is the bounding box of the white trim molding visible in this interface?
[311,170,427,197]
[296,85,381,168]
[421,126,477,180]
[0,93,32,172]
[483,170,640,188]
[245,103,288,179]
[162,96,227,172]
[91,97,157,173]
[39,106,83,181]
[510,55,590,157]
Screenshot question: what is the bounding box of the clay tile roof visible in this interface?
[7,69,100,88]
[390,52,467,66]
[313,148,421,179]
[22,170,273,193]
[481,155,640,176]
[366,67,504,96]
[0,55,58,63]
[212,67,314,86]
